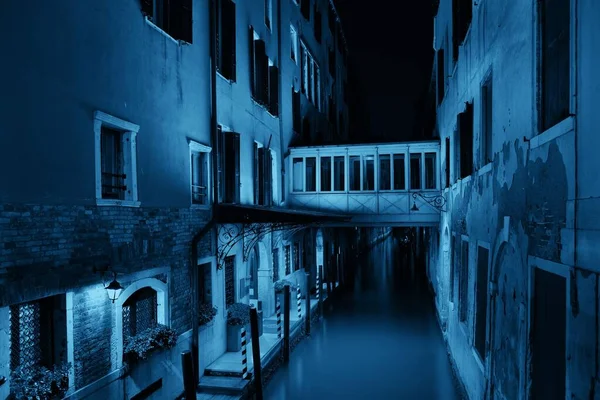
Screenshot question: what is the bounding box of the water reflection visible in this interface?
[264,236,461,400]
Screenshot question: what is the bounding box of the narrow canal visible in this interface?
[264,235,463,400]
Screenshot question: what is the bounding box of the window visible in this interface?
[481,76,493,166]
[349,156,361,191]
[141,0,193,43]
[458,102,474,179]
[220,131,240,203]
[292,87,301,133]
[198,262,212,306]
[290,25,298,63]
[333,156,345,191]
[379,155,391,190]
[321,157,332,191]
[437,48,445,105]
[425,153,436,189]
[410,154,421,190]
[328,4,336,34]
[458,239,469,323]
[314,5,322,43]
[216,0,236,81]
[301,0,310,20]
[123,287,158,340]
[539,0,571,132]
[452,0,472,63]
[249,29,268,105]
[306,157,317,192]
[264,0,272,30]
[293,158,304,192]
[273,248,280,282]
[363,156,375,191]
[301,42,321,109]
[94,111,139,207]
[449,235,456,300]
[253,143,274,206]
[445,137,451,188]
[10,295,67,389]
[293,242,300,271]
[189,141,211,206]
[284,245,291,275]
[268,61,280,115]
[225,256,235,306]
[393,154,406,190]
[474,246,489,361]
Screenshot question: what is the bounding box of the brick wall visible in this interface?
[0,203,213,390]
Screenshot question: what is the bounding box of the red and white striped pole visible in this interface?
[296,284,302,319]
[276,300,282,339]
[241,327,248,379]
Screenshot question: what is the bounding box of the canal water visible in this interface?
[264,236,463,400]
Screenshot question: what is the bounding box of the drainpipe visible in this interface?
[277,0,285,204]
[189,0,220,387]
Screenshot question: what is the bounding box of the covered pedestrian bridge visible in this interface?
[287,141,444,227]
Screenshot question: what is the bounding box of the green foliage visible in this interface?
[274,279,295,293]
[198,303,218,326]
[123,324,178,360]
[226,303,251,326]
[10,362,71,400]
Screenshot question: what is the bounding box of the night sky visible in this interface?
[336,1,435,143]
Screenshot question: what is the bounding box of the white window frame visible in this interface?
[290,25,299,64]
[94,111,140,207]
[189,140,212,208]
[300,41,321,110]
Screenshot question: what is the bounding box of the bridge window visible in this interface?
[293,158,304,192]
[349,156,361,191]
[321,157,332,191]
[306,157,317,192]
[410,154,421,190]
[393,154,406,190]
[425,153,437,189]
[379,155,391,190]
[333,156,345,191]
[363,156,375,191]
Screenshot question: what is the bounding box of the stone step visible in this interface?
[204,368,244,378]
[198,375,249,396]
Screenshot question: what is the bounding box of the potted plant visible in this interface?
[226,303,251,352]
[123,324,178,363]
[11,362,71,399]
[198,303,218,326]
[274,279,295,312]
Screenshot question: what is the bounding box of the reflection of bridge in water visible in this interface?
[288,141,444,227]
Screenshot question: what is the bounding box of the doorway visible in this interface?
[530,267,566,399]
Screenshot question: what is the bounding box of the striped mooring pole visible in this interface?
[316,268,320,302]
[296,284,302,319]
[241,327,248,379]
[276,300,282,339]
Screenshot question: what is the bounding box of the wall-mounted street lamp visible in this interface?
[411,192,447,213]
[93,266,124,303]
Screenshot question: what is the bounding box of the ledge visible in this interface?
[477,163,492,176]
[530,116,574,149]
[145,17,185,46]
[96,199,141,208]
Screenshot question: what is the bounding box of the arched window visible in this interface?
[122,287,158,339]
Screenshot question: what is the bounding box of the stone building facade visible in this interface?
[426,0,600,399]
[0,0,349,398]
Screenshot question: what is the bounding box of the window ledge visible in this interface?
[217,71,234,84]
[472,347,485,373]
[144,17,189,46]
[96,199,141,208]
[477,162,493,176]
[251,98,278,119]
[530,116,575,149]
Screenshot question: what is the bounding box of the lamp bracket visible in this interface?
[412,192,447,213]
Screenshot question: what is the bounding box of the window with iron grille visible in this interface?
[284,245,291,275]
[190,143,211,205]
[140,0,193,43]
[293,242,300,271]
[10,295,67,386]
[216,0,236,81]
[225,255,236,306]
[123,287,158,340]
[273,248,280,282]
[458,239,469,323]
[101,127,126,200]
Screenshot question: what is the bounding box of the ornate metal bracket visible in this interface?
[411,192,447,213]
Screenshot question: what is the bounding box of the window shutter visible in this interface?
[172,0,193,43]
[229,1,237,81]
[264,150,273,206]
[249,27,256,97]
[254,40,268,104]
[216,0,222,72]
[293,88,301,133]
[141,0,153,18]
[220,0,236,80]
[458,103,473,179]
[258,147,265,205]
[445,137,451,188]
[232,133,240,203]
[254,144,260,205]
[217,126,224,203]
[269,65,279,115]
[437,49,445,104]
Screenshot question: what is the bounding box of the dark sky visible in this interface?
[336,1,435,143]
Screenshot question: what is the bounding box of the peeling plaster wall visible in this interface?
[429,0,600,398]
